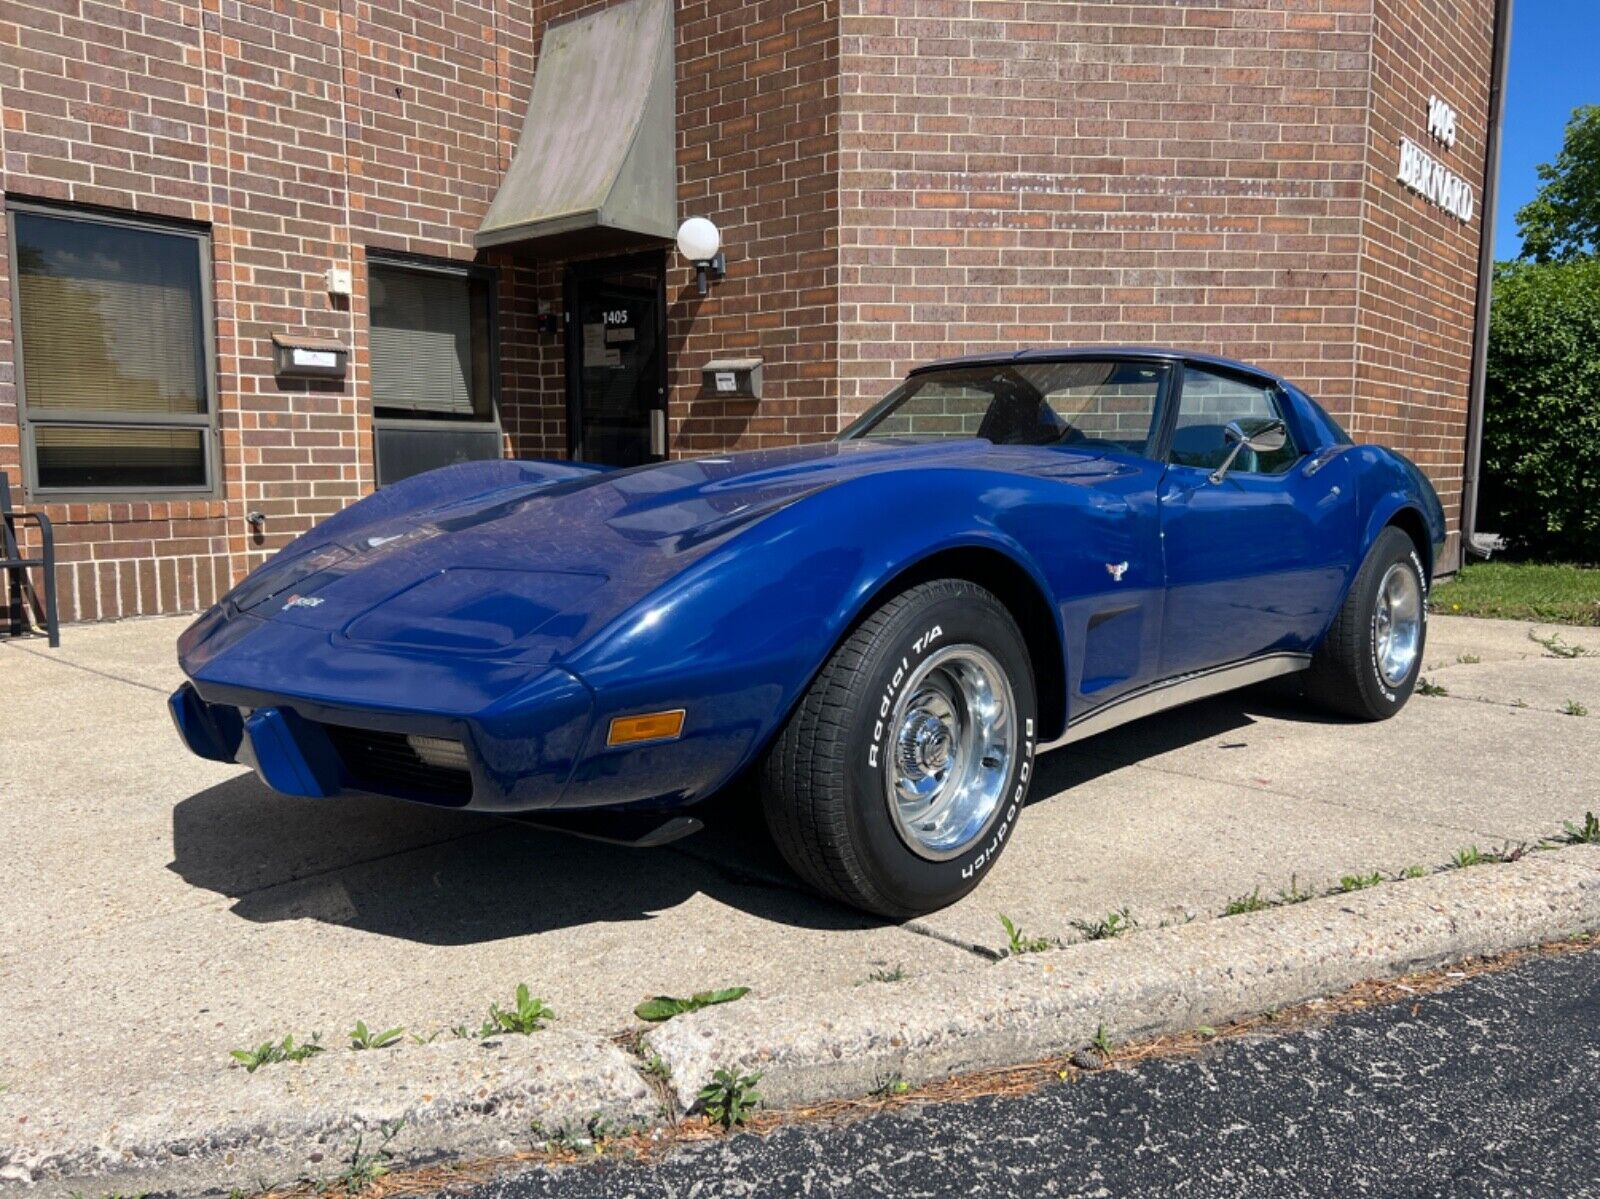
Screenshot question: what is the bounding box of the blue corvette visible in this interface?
[172,348,1444,917]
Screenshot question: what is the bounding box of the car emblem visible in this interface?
[282,594,325,610]
[1106,562,1129,583]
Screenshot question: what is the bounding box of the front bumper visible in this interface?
[169,665,597,811]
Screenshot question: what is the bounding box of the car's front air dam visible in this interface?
[170,666,600,810]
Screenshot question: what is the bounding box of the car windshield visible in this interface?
[839,360,1171,455]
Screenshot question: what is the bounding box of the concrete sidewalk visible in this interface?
[1,613,1598,1186]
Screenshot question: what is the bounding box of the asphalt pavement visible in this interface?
[464,945,1600,1199]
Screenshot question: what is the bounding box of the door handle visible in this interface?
[650,409,666,457]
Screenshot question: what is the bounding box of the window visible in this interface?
[843,360,1171,456]
[8,205,216,496]
[1169,367,1300,475]
[369,260,494,422]
[367,257,500,486]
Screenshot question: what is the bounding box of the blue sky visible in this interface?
[1494,1,1600,258]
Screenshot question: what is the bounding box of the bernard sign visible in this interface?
[1397,94,1474,223]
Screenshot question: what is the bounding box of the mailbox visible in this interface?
[273,333,349,380]
[700,356,763,400]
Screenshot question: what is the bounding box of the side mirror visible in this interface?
[1209,418,1288,484]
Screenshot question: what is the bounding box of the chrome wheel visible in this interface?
[1374,562,1422,688]
[885,644,1015,861]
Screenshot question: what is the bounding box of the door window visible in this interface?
[1169,367,1299,475]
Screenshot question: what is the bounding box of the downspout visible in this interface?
[1460,0,1514,563]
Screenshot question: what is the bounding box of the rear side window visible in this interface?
[1169,367,1300,475]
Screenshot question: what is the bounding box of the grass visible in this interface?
[1430,561,1600,626]
[634,987,749,1023]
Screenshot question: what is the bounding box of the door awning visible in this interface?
[475,0,677,255]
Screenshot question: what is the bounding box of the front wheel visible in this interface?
[1304,526,1428,720]
[761,579,1038,918]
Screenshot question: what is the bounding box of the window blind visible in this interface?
[369,266,478,416]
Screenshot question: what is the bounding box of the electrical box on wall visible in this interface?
[272,333,349,380]
[700,357,763,400]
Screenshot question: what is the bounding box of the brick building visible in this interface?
[0,0,1505,625]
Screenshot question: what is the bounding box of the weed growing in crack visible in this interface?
[1070,908,1136,941]
[634,988,750,1023]
[1416,678,1448,697]
[1091,1023,1115,1059]
[1395,865,1427,880]
[862,964,908,984]
[999,913,1056,955]
[348,1021,404,1051]
[1531,629,1590,659]
[870,1072,910,1098]
[1277,874,1315,904]
[1338,871,1383,893]
[1451,846,1489,868]
[1558,812,1600,845]
[1223,889,1273,916]
[642,1054,673,1082]
[482,985,554,1036]
[697,1067,762,1128]
[1562,699,1589,717]
[326,1120,403,1195]
[230,1033,323,1073]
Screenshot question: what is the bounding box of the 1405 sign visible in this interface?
[1397,94,1474,223]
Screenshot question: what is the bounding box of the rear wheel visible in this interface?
[1304,526,1427,720]
[761,579,1038,918]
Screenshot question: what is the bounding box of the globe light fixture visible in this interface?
[676,217,726,296]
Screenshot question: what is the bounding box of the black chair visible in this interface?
[1,470,59,648]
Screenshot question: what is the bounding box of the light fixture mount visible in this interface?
[676,217,726,296]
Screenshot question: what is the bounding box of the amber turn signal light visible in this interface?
[606,709,686,746]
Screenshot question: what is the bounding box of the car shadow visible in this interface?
[1029,682,1331,798]
[169,684,1335,945]
[168,773,881,945]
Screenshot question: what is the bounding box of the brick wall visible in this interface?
[0,0,1492,624]
[1353,0,1494,564]
[836,0,1494,563]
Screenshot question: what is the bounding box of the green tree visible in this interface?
[1482,257,1600,560]
[1515,105,1600,262]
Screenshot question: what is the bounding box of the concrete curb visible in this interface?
[6,846,1597,1196]
[645,845,1600,1110]
[0,1031,654,1196]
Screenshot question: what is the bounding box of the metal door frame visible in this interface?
[563,251,669,464]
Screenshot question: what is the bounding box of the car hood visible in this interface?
[181,439,1117,697]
